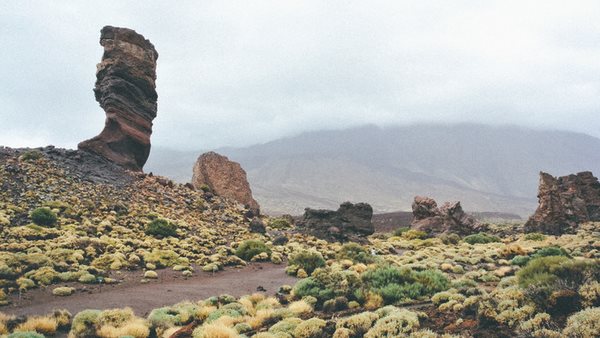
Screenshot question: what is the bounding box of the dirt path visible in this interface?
[3,263,297,317]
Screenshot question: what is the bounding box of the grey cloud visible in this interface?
[1,1,599,150]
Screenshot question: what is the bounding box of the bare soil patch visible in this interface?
[3,262,296,317]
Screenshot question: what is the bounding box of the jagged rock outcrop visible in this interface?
[524,171,600,235]
[410,196,483,235]
[192,152,260,216]
[78,26,159,171]
[297,202,374,241]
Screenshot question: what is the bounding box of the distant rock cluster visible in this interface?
[525,171,600,235]
[192,152,260,216]
[297,202,374,241]
[79,26,159,171]
[410,196,484,236]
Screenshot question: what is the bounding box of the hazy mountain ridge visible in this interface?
[146,124,600,216]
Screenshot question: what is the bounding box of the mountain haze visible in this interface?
[146,124,600,216]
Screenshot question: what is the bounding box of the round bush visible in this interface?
[463,233,500,245]
[336,243,376,264]
[362,265,449,304]
[392,227,410,237]
[440,233,461,245]
[524,232,546,241]
[30,207,57,227]
[145,218,177,237]
[268,217,292,229]
[532,246,568,258]
[289,250,326,274]
[52,286,75,296]
[19,150,43,162]
[235,240,271,261]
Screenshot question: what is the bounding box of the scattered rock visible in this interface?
[524,171,600,235]
[192,151,260,215]
[78,26,159,171]
[272,234,289,246]
[297,202,374,241]
[249,218,266,234]
[410,196,484,236]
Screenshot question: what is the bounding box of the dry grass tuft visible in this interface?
[15,315,59,334]
[193,323,240,338]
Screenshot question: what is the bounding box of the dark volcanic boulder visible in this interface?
[411,196,483,235]
[524,171,600,235]
[249,218,266,234]
[297,202,374,241]
[79,26,159,171]
[192,152,260,216]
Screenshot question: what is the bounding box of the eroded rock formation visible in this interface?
[524,171,600,235]
[192,152,260,216]
[297,202,374,241]
[78,26,159,171]
[411,196,483,235]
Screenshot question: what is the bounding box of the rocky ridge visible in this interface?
[410,196,484,235]
[0,146,258,294]
[296,202,374,241]
[79,26,159,171]
[525,171,600,235]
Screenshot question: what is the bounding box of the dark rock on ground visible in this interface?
[192,151,260,215]
[524,171,600,235]
[297,202,374,241]
[411,196,484,236]
[272,235,289,246]
[372,210,520,234]
[1,146,133,188]
[79,26,159,171]
[249,218,266,234]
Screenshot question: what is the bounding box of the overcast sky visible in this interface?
[1,1,599,150]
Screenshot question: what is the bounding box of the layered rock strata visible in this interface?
[79,26,159,171]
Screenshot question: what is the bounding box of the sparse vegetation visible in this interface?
[19,150,43,162]
[1,148,600,338]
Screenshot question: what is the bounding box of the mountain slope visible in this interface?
[146,124,600,216]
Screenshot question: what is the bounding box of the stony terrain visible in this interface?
[1,147,599,337]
